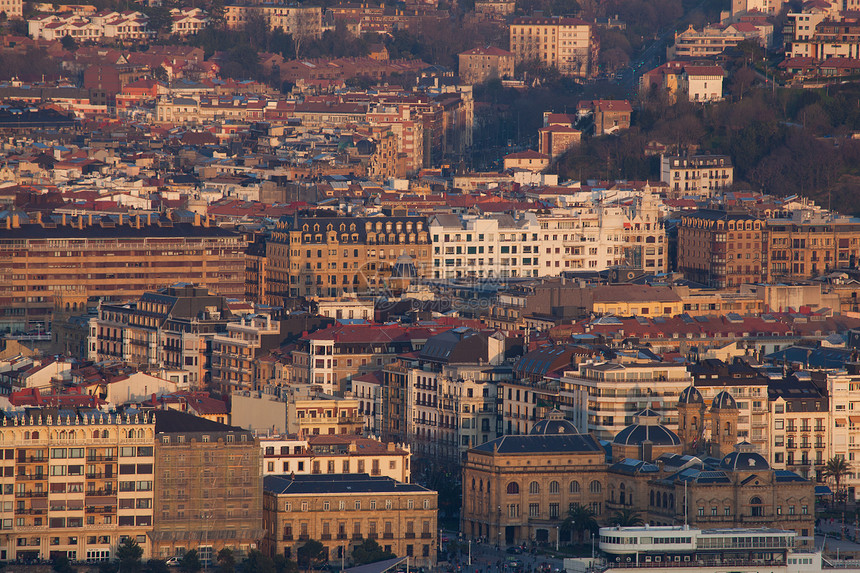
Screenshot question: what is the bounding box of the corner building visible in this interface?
[0,410,155,563]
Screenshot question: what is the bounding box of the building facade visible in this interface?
[458,46,515,85]
[262,474,437,568]
[660,155,734,196]
[509,17,593,78]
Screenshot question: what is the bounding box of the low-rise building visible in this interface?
[262,474,437,568]
[661,154,734,196]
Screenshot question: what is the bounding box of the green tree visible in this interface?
[273,555,299,573]
[217,547,236,573]
[144,560,171,573]
[242,549,276,573]
[561,504,598,544]
[117,537,144,572]
[180,549,202,573]
[52,555,76,573]
[824,457,852,500]
[352,538,396,565]
[611,509,644,527]
[98,563,119,573]
[297,539,327,570]
[60,34,77,51]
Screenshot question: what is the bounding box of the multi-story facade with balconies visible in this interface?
[0,409,155,563]
[660,154,733,196]
[509,16,594,78]
[211,313,282,394]
[429,213,542,279]
[559,360,693,440]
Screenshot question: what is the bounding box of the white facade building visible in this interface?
[429,213,542,279]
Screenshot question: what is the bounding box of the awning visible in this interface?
[836,418,848,425]
[815,485,833,496]
[344,557,408,573]
[850,416,860,424]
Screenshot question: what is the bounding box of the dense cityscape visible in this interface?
[1,0,860,569]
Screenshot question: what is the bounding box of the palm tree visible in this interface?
[824,456,852,502]
[561,504,599,544]
[611,509,644,527]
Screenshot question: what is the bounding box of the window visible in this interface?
[549,481,559,494]
[506,482,519,495]
[570,481,580,493]
[529,481,540,495]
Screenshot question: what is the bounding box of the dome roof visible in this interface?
[720,443,769,471]
[678,385,703,405]
[711,390,738,411]
[612,408,681,446]
[530,409,579,435]
[392,253,417,278]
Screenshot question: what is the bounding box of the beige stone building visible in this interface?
[262,474,437,568]
[458,46,515,85]
[0,410,155,563]
[677,209,763,288]
[509,16,594,77]
[152,411,262,564]
[264,215,430,304]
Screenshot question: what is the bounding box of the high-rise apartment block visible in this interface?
[509,16,594,77]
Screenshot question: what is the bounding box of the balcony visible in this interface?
[336,533,347,540]
[283,535,294,541]
[298,535,310,541]
[320,534,331,541]
[405,532,415,539]
[16,474,46,481]
[15,492,47,498]
[383,533,393,539]
[352,534,363,541]
[421,533,432,539]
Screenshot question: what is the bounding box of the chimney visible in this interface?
[88,214,93,227]
[118,213,123,226]
[146,213,152,226]
[77,215,84,230]
[62,213,67,226]
[11,214,19,229]
[35,212,42,225]
[135,215,141,229]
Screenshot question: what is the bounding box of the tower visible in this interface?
[710,390,739,458]
[677,385,705,454]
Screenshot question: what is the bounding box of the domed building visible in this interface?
[530,409,579,435]
[611,409,682,462]
[676,385,740,457]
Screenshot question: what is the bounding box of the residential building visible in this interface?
[428,213,542,279]
[0,0,22,18]
[765,208,860,282]
[509,16,594,78]
[0,213,246,334]
[152,410,262,564]
[289,323,430,395]
[170,7,207,36]
[91,284,235,389]
[577,99,632,135]
[0,409,155,563]
[458,46,515,85]
[288,392,364,436]
[262,474,437,568]
[560,359,694,440]
[259,435,411,481]
[683,65,725,102]
[503,150,551,172]
[669,24,746,59]
[661,154,734,196]
[263,215,431,303]
[211,312,283,394]
[677,209,763,288]
[537,115,581,159]
[224,5,322,38]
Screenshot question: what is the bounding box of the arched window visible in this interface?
[31,431,39,440]
[649,490,655,506]
[529,481,540,495]
[669,494,674,508]
[662,492,668,508]
[570,481,581,494]
[589,480,601,494]
[102,430,109,438]
[471,478,476,490]
[93,430,100,439]
[549,481,559,494]
[619,483,626,505]
[750,496,763,517]
[506,482,519,495]
[138,429,144,438]
[68,431,75,440]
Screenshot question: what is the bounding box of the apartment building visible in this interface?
[785,6,830,58]
[0,213,246,334]
[170,7,208,36]
[262,474,437,568]
[264,215,431,304]
[405,328,512,464]
[559,360,693,440]
[669,24,746,59]
[509,16,594,78]
[289,323,430,395]
[765,209,860,282]
[224,5,322,37]
[0,409,155,563]
[29,11,152,41]
[259,435,411,481]
[677,209,764,288]
[428,213,542,279]
[211,313,282,394]
[661,154,733,195]
[152,410,262,564]
[808,16,860,60]
[458,46,515,85]
[91,284,234,389]
[0,0,22,18]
